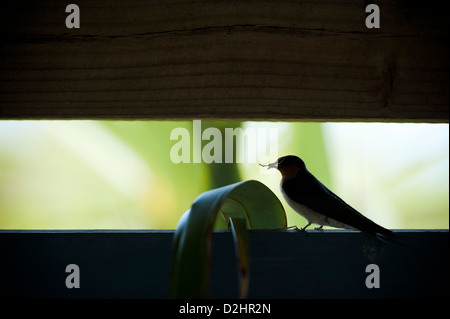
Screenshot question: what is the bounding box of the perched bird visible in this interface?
[261,155,395,241]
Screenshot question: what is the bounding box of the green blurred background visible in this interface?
[0,121,448,229]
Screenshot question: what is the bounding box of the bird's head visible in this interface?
[261,155,306,180]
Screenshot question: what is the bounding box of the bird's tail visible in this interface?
[374,227,404,246]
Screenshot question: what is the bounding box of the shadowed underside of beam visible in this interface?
[0,1,448,121]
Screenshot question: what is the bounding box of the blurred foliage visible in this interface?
[0,121,448,229]
[200,121,242,189]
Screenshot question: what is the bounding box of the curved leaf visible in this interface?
[169,180,286,298]
[230,217,250,299]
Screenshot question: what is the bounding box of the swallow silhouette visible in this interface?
[262,155,396,241]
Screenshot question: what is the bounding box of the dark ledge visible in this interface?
[0,229,448,299]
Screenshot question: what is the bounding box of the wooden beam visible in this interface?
[0,1,448,121]
[0,230,448,299]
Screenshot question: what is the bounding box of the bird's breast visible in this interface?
[280,185,357,230]
[280,185,323,223]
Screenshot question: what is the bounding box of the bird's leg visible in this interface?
[295,222,311,232]
[314,225,324,231]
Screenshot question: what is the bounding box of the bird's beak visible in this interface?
[268,161,278,169]
[259,161,278,170]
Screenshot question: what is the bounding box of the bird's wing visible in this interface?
[283,172,394,237]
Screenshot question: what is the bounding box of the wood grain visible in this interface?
[0,1,448,121]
